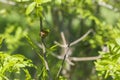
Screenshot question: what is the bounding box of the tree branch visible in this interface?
[70,29,93,46]
[56,32,70,78]
[52,53,101,62]
[54,29,94,78]
[39,17,52,80]
[70,56,101,62]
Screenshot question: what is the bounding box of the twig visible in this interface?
[70,56,101,62]
[57,44,70,78]
[56,32,70,78]
[55,30,93,78]
[61,32,67,45]
[40,17,43,31]
[54,41,65,47]
[39,17,52,80]
[51,53,62,59]
[52,53,101,62]
[70,29,93,46]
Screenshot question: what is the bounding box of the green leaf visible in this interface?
[41,0,51,4]
[55,0,62,5]
[15,0,29,2]
[0,52,34,79]
[36,6,43,17]
[23,69,32,80]
[50,45,58,51]
[35,0,51,4]
[26,2,36,15]
[58,76,67,80]
[0,35,3,45]
[116,38,120,46]
[25,35,44,63]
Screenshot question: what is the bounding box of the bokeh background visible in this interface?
[0,0,120,80]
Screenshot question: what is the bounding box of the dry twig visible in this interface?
[70,29,93,46]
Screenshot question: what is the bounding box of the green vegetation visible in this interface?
[0,0,120,80]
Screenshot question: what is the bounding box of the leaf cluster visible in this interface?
[0,36,35,80]
[0,52,35,80]
[95,38,120,80]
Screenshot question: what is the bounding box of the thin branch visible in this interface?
[52,53,101,62]
[39,17,43,32]
[54,41,65,48]
[57,44,70,78]
[70,29,93,46]
[70,56,101,62]
[61,32,67,45]
[66,58,74,65]
[55,30,94,78]
[51,53,63,59]
[56,32,70,78]
[39,17,52,80]
[51,53,74,65]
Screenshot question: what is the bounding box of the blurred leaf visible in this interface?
[95,41,120,79]
[0,9,7,15]
[35,0,51,4]
[58,76,67,80]
[116,38,120,46]
[23,69,32,80]
[0,52,34,79]
[50,45,58,51]
[26,2,36,15]
[36,6,43,17]
[41,0,51,4]
[15,0,29,2]
[25,35,44,64]
[0,35,3,45]
[55,0,62,5]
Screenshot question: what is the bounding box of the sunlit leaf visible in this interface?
[55,0,62,5]
[35,0,51,4]
[116,38,120,46]
[15,0,29,2]
[23,69,32,80]
[26,2,36,15]
[0,52,34,79]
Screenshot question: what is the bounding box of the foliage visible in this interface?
[0,52,35,80]
[95,38,120,80]
[0,26,27,53]
[0,24,35,80]
[0,0,120,80]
